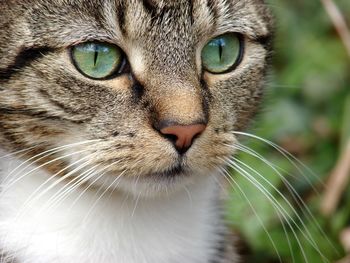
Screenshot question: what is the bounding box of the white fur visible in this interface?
[0,149,224,263]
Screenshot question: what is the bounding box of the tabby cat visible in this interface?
[0,0,273,262]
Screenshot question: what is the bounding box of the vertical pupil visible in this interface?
[219,41,223,60]
[93,45,98,67]
[216,39,224,61]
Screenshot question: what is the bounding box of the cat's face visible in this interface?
[0,0,273,196]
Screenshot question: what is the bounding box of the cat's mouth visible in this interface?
[147,163,188,179]
[115,161,195,197]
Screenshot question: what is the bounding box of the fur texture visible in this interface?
[0,0,273,262]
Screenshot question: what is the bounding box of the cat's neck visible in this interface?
[0,149,224,263]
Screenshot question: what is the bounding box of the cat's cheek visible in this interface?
[187,131,237,171]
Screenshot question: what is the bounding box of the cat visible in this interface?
[0,0,273,262]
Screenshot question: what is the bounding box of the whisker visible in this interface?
[183,185,193,207]
[33,158,99,214]
[225,158,330,262]
[2,140,100,185]
[81,166,130,223]
[279,211,296,263]
[230,142,337,253]
[0,151,94,250]
[131,175,142,218]
[100,159,146,211]
[225,160,311,263]
[0,160,100,253]
[231,143,300,182]
[232,131,324,187]
[83,167,126,222]
[18,152,98,209]
[70,158,137,222]
[84,159,145,222]
[71,160,125,209]
[0,155,98,249]
[229,157,322,249]
[53,164,103,211]
[0,145,40,159]
[218,167,284,263]
[1,148,92,194]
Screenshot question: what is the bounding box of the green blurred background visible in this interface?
[227,0,350,262]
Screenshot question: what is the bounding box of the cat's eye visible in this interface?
[201,33,243,74]
[71,42,124,79]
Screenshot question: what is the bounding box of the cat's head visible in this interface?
[0,0,273,196]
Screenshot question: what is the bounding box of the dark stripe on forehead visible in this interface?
[140,0,159,23]
[189,1,194,25]
[0,47,54,82]
[116,1,127,35]
[143,0,170,25]
[142,0,158,14]
[140,0,192,25]
[206,0,219,23]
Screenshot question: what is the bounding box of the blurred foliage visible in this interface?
[227,0,350,262]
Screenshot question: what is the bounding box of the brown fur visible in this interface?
[0,0,273,262]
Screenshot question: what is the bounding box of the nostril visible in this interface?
[158,123,206,154]
[163,133,178,145]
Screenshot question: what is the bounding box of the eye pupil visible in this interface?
[93,50,98,67]
[219,41,223,60]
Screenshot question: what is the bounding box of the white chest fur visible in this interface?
[0,150,224,263]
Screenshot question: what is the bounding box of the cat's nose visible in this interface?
[159,123,206,154]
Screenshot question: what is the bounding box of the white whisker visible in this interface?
[131,175,142,218]
[81,169,129,223]
[183,185,193,208]
[35,159,99,214]
[225,157,330,263]
[230,142,337,252]
[0,145,39,159]
[230,156,318,244]
[232,131,324,187]
[225,160,311,263]
[218,167,284,263]
[0,155,98,250]
[1,149,91,195]
[2,140,100,184]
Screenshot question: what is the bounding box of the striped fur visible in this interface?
[0,1,273,262]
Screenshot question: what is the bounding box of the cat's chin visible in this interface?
[111,170,205,198]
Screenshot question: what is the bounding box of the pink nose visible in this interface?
[160,124,206,153]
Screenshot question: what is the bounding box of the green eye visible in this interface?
[201,33,243,74]
[72,42,124,79]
